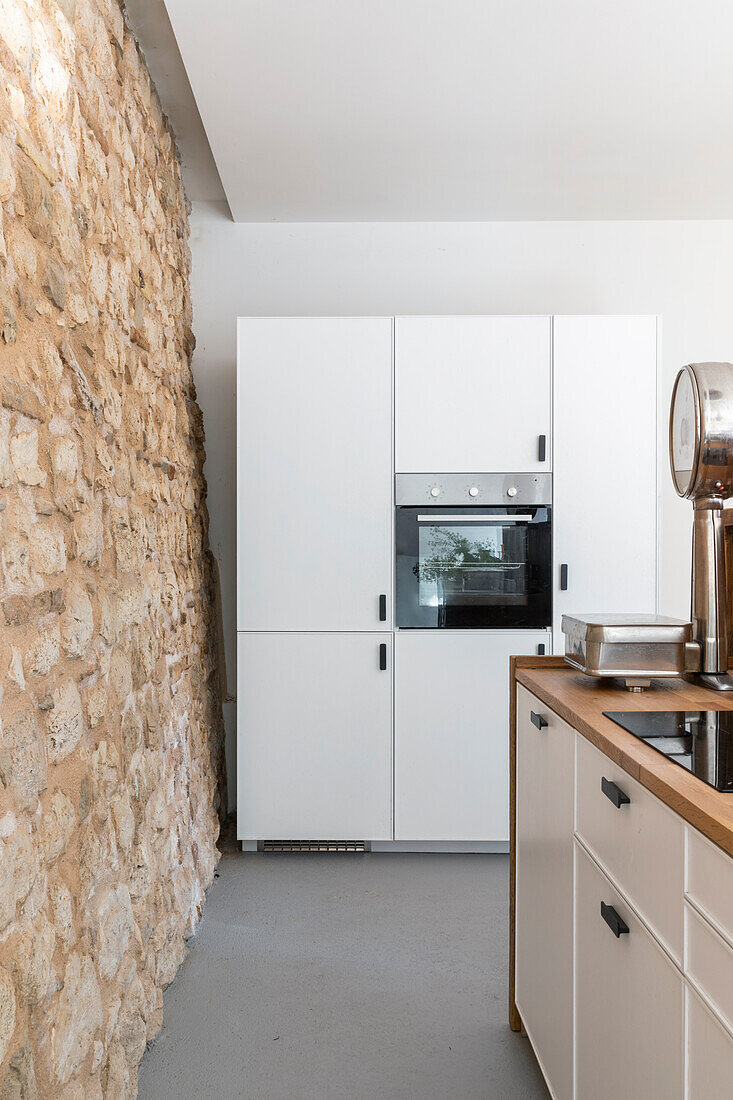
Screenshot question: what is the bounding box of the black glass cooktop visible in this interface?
[603,711,733,792]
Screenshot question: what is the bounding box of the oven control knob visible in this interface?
[468,486,479,497]
[507,486,518,498]
[430,486,440,498]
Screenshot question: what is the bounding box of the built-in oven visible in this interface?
[396,473,552,629]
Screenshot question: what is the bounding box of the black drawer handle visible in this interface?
[379,594,387,621]
[530,711,548,730]
[601,901,629,938]
[537,643,545,655]
[379,643,387,671]
[538,434,547,462]
[560,563,568,591]
[601,776,630,808]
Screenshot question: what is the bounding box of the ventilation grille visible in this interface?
[260,840,368,853]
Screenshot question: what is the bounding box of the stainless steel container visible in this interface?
[562,614,699,690]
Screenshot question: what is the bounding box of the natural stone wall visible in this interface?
[0,1,226,1096]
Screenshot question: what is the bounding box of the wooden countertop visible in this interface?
[515,660,733,858]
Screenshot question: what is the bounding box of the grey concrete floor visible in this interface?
[138,850,548,1100]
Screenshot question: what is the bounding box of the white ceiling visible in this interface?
[163,0,733,222]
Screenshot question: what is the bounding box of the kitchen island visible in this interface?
[510,654,733,1100]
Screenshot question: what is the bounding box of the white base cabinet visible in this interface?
[515,685,733,1100]
[395,634,548,842]
[237,633,392,840]
[515,686,574,1100]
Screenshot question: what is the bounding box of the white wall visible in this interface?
[191,200,733,809]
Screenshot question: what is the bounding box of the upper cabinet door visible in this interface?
[552,316,658,642]
[395,316,551,473]
[237,318,393,631]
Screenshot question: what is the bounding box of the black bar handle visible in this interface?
[538,434,547,462]
[379,594,387,621]
[601,776,630,809]
[560,563,568,591]
[530,710,548,730]
[601,901,629,938]
[379,643,387,671]
[537,643,545,655]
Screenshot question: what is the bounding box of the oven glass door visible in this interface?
[396,506,551,628]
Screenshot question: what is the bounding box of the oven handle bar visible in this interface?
[416,514,534,523]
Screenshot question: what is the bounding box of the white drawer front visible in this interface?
[687,984,733,1100]
[686,902,733,1035]
[576,733,684,961]
[575,840,684,1100]
[686,827,733,946]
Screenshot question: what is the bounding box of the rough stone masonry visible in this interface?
[0,1,227,1095]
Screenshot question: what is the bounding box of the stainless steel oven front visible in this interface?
[395,473,552,629]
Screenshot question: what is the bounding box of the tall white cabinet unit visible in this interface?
[237,318,393,842]
[552,316,658,646]
[237,314,659,846]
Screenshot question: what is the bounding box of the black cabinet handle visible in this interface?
[601,776,630,808]
[538,434,547,462]
[537,643,546,655]
[379,594,387,622]
[530,711,548,730]
[560,563,568,591]
[601,901,629,938]
[379,643,387,671]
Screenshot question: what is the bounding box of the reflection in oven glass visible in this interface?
[415,524,529,610]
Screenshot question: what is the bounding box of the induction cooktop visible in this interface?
[603,711,733,792]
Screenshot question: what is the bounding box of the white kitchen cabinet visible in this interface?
[237,317,393,631]
[237,633,392,840]
[687,986,733,1100]
[574,839,684,1100]
[686,826,733,945]
[395,633,548,842]
[575,733,684,962]
[685,902,733,1036]
[395,316,551,474]
[513,681,733,1098]
[552,315,658,645]
[515,686,575,1100]
[236,314,661,848]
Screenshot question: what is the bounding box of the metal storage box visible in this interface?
[562,614,697,684]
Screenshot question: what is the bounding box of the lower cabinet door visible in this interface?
[237,633,393,840]
[395,632,549,841]
[687,985,733,1100]
[575,840,684,1100]
[515,686,575,1100]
